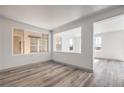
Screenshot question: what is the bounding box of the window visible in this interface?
[30,37,38,53]
[54,27,81,53]
[39,34,49,52]
[13,29,24,55]
[95,36,102,50]
[29,33,48,53]
[54,33,62,51]
[13,29,49,55]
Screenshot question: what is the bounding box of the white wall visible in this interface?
[0,17,51,70]
[122,32,124,60]
[52,6,124,71]
[0,25,2,69]
[94,31,124,61]
[0,22,5,70]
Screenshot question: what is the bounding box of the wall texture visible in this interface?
[0,17,51,70]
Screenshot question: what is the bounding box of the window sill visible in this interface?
[94,50,102,52]
[12,52,49,56]
[53,51,81,54]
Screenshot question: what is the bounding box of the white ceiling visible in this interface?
[0,5,116,30]
[94,14,124,34]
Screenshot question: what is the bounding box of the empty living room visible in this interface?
[1,4,124,88]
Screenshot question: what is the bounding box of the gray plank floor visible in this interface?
[0,60,124,87]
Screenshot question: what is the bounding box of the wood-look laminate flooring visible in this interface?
[0,60,124,87]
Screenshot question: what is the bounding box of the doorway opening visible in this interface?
[93,14,124,86]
